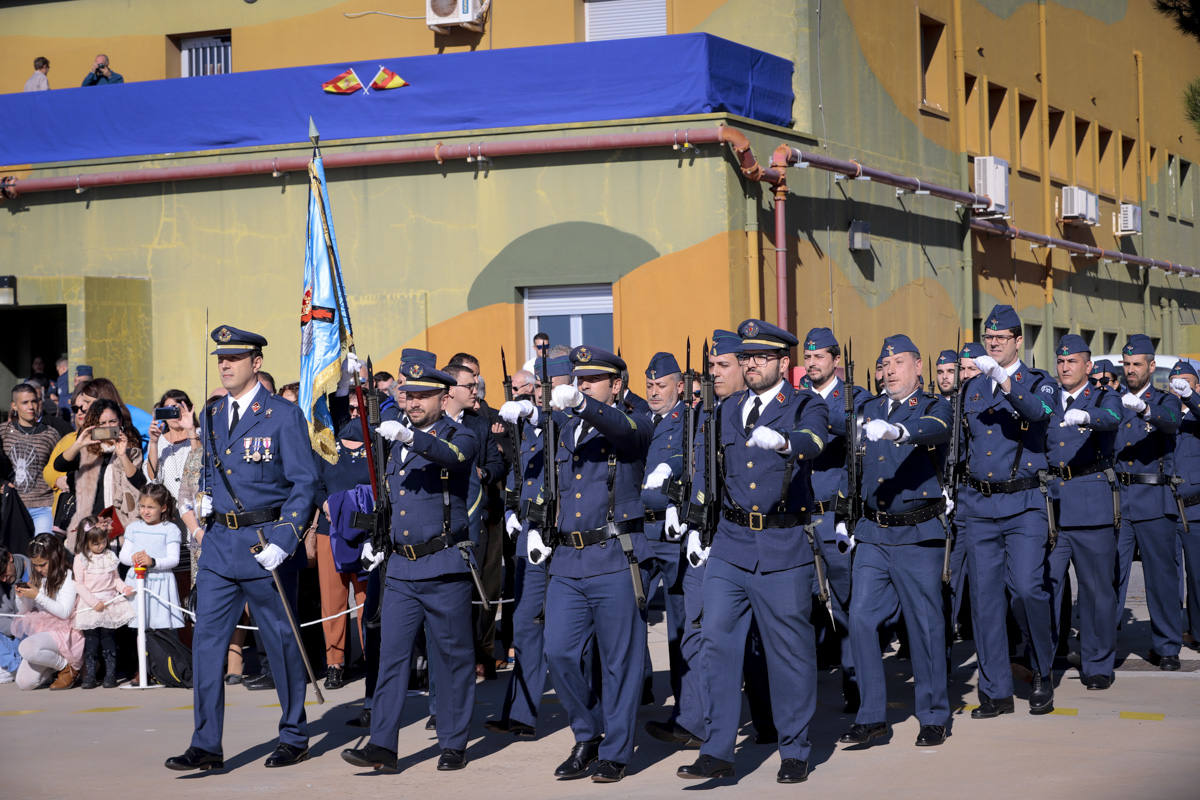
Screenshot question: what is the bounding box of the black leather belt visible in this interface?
[394,530,470,561]
[553,519,643,549]
[642,508,663,523]
[813,499,836,515]
[504,488,521,511]
[863,501,945,527]
[1183,493,1200,508]
[722,506,810,531]
[219,507,282,530]
[1046,459,1113,480]
[964,475,1040,495]
[1114,471,1170,486]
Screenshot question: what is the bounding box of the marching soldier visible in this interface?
[840,334,952,748]
[1090,359,1119,389]
[540,346,652,783]
[341,350,480,773]
[959,305,1058,716]
[166,326,319,771]
[677,319,827,784]
[1113,335,1183,670]
[1044,334,1123,689]
[1168,362,1200,646]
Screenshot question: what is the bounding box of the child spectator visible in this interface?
[0,545,33,682]
[12,533,82,689]
[119,484,184,631]
[72,517,135,688]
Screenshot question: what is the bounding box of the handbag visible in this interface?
[52,489,76,532]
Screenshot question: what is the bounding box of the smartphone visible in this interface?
[91,427,120,441]
[15,582,29,589]
[154,406,181,421]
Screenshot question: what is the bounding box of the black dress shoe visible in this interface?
[971,693,1015,719]
[224,674,243,686]
[244,672,275,691]
[483,718,536,738]
[1159,654,1181,671]
[1029,674,1054,715]
[346,708,372,728]
[644,720,702,747]
[554,737,601,779]
[437,749,467,771]
[1082,673,1114,690]
[165,747,224,771]
[341,743,399,773]
[915,725,947,746]
[591,760,626,782]
[838,721,888,745]
[425,715,437,731]
[677,754,734,779]
[324,665,345,690]
[776,758,809,784]
[265,742,310,768]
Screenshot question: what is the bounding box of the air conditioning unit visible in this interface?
[426,0,489,33]
[1061,186,1099,226]
[1117,202,1142,235]
[973,156,1009,215]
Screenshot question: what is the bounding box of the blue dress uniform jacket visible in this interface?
[1046,385,1122,528]
[1176,392,1200,501]
[691,382,828,573]
[549,395,652,578]
[1114,386,1182,521]
[383,417,479,579]
[810,379,868,506]
[639,399,688,535]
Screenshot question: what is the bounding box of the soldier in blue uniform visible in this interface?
[539,346,652,783]
[945,342,986,639]
[959,304,1058,717]
[1113,335,1184,670]
[935,349,959,398]
[166,325,320,772]
[678,319,827,784]
[1044,334,1123,689]
[958,342,984,382]
[1090,359,1119,389]
[801,326,866,711]
[484,355,573,738]
[839,334,952,748]
[1168,362,1200,647]
[341,350,481,773]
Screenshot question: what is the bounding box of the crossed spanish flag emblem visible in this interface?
[322,65,408,94]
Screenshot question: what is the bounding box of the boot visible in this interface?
[102,647,119,689]
[80,655,100,690]
[49,664,78,690]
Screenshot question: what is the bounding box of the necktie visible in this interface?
[745,397,761,434]
[887,399,897,418]
[577,421,592,444]
[652,413,662,426]
[229,402,240,435]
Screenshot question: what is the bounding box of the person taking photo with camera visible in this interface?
[80,54,123,86]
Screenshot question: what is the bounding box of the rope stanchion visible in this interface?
[121,565,162,691]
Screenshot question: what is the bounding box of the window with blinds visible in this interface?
[181,34,232,77]
[524,284,614,360]
[584,0,667,42]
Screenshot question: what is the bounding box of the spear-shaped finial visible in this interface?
[309,116,320,146]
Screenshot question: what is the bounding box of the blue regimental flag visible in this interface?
[299,155,353,463]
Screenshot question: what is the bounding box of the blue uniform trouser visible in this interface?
[813,511,854,682]
[963,507,1054,698]
[1048,526,1118,678]
[1182,521,1200,638]
[1116,516,1182,657]
[701,557,815,765]
[500,556,549,727]
[948,520,969,632]
[675,561,708,737]
[191,567,308,753]
[849,538,949,727]
[545,570,647,765]
[370,573,475,752]
[642,538,686,702]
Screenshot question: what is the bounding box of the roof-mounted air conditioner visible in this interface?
[427,0,490,34]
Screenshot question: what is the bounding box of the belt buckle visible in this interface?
[1064,466,1073,481]
[570,531,585,549]
[748,512,764,531]
[225,511,239,530]
[876,513,889,529]
[979,480,992,497]
[402,544,417,561]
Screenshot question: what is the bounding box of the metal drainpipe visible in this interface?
[774,180,789,328]
[746,192,762,319]
[951,0,974,337]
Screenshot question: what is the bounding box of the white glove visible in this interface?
[1061,408,1091,427]
[643,462,672,490]
[685,530,710,567]
[196,493,213,520]
[360,541,386,572]
[1171,378,1193,399]
[377,420,414,443]
[551,384,584,411]
[941,486,955,518]
[746,426,788,452]
[1121,392,1147,414]
[864,419,902,441]
[254,543,288,571]
[833,521,854,554]
[336,352,364,396]
[500,399,536,424]
[504,510,523,539]
[973,354,1008,384]
[664,505,684,541]
[526,529,551,565]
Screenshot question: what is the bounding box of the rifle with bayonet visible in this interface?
[840,339,863,538]
[500,347,523,513]
[668,339,698,511]
[684,340,720,552]
[941,336,963,583]
[528,351,559,624]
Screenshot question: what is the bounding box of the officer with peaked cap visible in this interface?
[959,305,1059,717]
[341,350,481,773]
[1113,334,1184,670]
[540,346,652,783]
[1044,334,1123,689]
[678,319,828,784]
[839,334,952,748]
[166,325,320,771]
[1168,360,1200,645]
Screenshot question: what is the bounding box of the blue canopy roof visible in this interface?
[0,33,793,167]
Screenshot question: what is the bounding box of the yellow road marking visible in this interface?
[959,704,979,712]
[1049,708,1078,716]
[169,705,193,710]
[1120,711,1164,721]
[76,706,138,713]
[0,710,43,716]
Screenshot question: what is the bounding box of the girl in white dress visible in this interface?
[72,518,135,688]
[119,484,185,631]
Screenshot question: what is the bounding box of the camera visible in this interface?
[91,427,120,441]
[154,406,182,421]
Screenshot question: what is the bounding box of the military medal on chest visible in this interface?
[243,437,255,462]
[262,436,273,461]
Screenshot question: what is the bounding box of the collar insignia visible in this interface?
[671,411,679,419]
[1014,372,1022,382]
[832,389,840,399]
[251,402,261,413]
[265,408,273,417]
[776,391,786,403]
[908,396,919,407]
